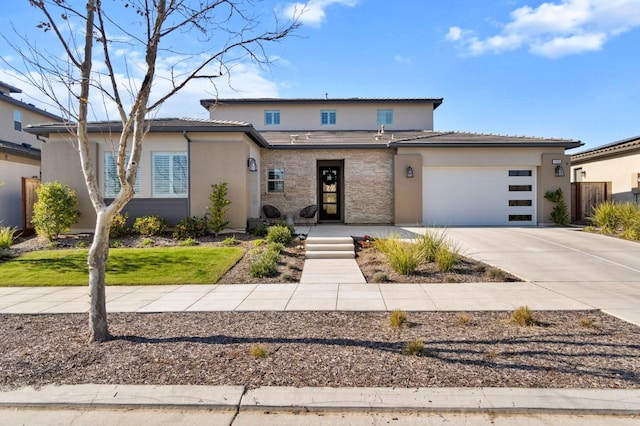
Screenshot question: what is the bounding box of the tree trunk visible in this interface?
[88,210,111,342]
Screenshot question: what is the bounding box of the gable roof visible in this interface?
[262,130,582,149]
[571,135,640,164]
[24,118,270,148]
[0,88,63,122]
[201,97,444,110]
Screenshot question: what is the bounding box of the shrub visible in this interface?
[133,215,167,236]
[371,271,389,283]
[141,238,153,246]
[222,235,239,246]
[267,242,285,253]
[580,318,595,329]
[178,238,199,246]
[75,240,87,248]
[249,255,278,278]
[253,239,266,247]
[250,344,270,358]
[590,201,620,232]
[510,306,538,326]
[456,313,471,326]
[0,226,18,249]
[389,309,407,328]
[109,212,130,238]
[544,188,569,225]
[173,216,208,240]
[207,182,231,236]
[404,339,424,356]
[252,224,268,237]
[32,181,79,240]
[273,220,296,236]
[267,224,292,245]
[435,244,460,273]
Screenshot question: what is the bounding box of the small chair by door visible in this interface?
[262,205,281,224]
[299,204,318,226]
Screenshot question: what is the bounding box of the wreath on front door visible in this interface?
[322,170,337,185]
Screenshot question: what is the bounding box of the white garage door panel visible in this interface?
[423,167,535,226]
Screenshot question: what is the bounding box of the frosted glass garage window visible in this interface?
[104,152,140,198]
[153,152,188,197]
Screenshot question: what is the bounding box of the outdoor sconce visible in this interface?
[248,157,257,172]
[555,165,565,177]
[406,166,414,178]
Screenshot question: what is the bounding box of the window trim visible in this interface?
[13,110,21,132]
[264,110,280,126]
[152,151,188,198]
[377,109,393,126]
[321,109,336,126]
[267,168,285,193]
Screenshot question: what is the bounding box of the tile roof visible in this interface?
[0,140,41,161]
[571,135,640,163]
[262,130,582,149]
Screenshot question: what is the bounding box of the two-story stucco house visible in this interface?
[27,97,581,232]
[202,97,582,226]
[0,81,62,230]
[571,136,640,203]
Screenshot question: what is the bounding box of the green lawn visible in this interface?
[0,247,245,286]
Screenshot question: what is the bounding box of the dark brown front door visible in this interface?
[318,162,342,222]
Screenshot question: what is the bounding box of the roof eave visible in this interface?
[390,141,583,149]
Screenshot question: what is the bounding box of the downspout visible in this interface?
[182,130,192,217]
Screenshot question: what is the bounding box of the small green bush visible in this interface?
[178,238,199,246]
[267,242,286,253]
[133,215,167,236]
[252,224,269,237]
[110,212,130,238]
[222,235,239,246]
[590,201,620,232]
[207,182,231,236]
[590,201,640,239]
[267,224,292,245]
[371,271,389,283]
[0,226,18,249]
[32,181,79,240]
[249,255,278,278]
[253,239,266,246]
[417,228,448,263]
[250,344,270,358]
[173,216,208,240]
[544,188,569,225]
[374,237,424,275]
[141,238,153,246]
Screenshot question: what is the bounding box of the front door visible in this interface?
[318,161,343,222]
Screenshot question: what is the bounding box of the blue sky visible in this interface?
[1,0,640,151]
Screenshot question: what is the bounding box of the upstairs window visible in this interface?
[321,110,336,126]
[264,110,280,126]
[13,110,21,131]
[104,153,140,198]
[153,152,188,197]
[377,109,393,126]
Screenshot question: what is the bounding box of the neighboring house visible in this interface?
[570,136,640,203]
[27,97,581,232]
[0,81,63,230]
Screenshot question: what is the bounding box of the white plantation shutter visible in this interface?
[153,152,187,197]
[104,153,140,197]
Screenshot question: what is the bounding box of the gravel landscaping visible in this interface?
[1,310,638,390]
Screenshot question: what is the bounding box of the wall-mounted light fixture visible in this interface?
[248,157,257,172]
[406,166,414,178]
[555,165,565,177]
[581,170,587,178]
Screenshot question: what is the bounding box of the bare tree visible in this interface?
[7,0,299,342]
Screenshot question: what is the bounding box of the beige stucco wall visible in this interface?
[571,151,640,202]
[41,138,97,231]
[261,148,394,224]
[209,102,435,132]
[0,100,56,148]
[189,133,260,230]
[538,153,571,226]
[0,159,40,228]
[394,154,423,225]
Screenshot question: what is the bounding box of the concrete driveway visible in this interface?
[439,227,640,325]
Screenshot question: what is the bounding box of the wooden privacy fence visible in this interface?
[571,182,611,223]
[22,177,40,233]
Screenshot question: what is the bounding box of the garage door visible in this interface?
[422,167,536,226]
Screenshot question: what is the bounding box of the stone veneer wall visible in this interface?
[260,148,394,224]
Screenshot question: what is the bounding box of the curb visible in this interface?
[1,385,639,415]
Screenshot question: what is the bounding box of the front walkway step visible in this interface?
[306,244,354,252]
[305,251,356,259]
[305,237,353,245]
[305,236,355,259]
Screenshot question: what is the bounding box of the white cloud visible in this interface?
[394,55,413,65]
[446,0,640,58]
[280,0,359,27]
